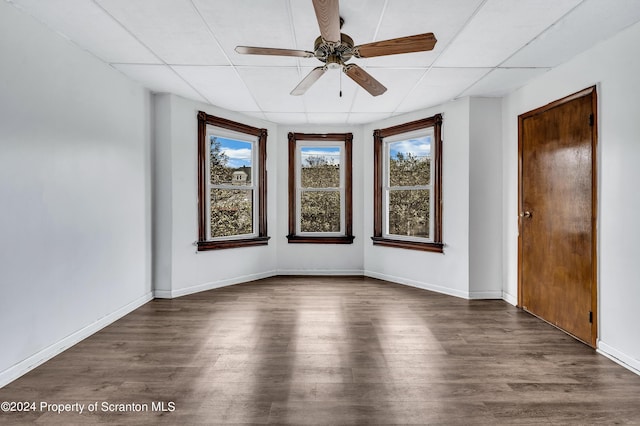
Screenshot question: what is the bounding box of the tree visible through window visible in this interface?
[373,114,443,252]
[300,146,341,233]
[209,136,254,238]
[197,112,268,250]
[386,137,432,239]
[288,133,354,244]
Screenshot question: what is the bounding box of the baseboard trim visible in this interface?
[468,291,503,300]
[597,341,640,377]
[364,271,469,299]
[0,291,154,388]
[276,269,364,276]
[502,291,518,306]
[154,270,277,299]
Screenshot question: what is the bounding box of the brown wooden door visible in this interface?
[518,87,597,347]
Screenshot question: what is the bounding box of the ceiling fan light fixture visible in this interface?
[325,54,342,69]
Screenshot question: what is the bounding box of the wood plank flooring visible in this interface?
[1,276,639,424]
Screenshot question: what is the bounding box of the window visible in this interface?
[287,132,354,244]
[372,114,443,252]
[197,112,269,250]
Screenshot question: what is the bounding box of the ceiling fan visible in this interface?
[235,0,437,97]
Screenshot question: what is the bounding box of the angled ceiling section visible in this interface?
[397,67,491,113]
[112,64,207,102]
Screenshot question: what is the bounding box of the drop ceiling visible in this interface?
[7,0,640,125]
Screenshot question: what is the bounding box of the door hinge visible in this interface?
[589,114,594,127]
[589,311,593,323]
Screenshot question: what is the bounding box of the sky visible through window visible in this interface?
[389,136,431,160]
[212,136,253,168]
[301,146,341,165]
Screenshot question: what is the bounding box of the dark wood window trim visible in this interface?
[372,114,443,252]
[197,111,269,251]
[287,132,354,244]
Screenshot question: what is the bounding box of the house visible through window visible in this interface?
[288,132,354,244]
[372,114,443,252]
[208,135,255,239]
[197,112,268,250]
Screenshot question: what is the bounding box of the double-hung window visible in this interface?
[287,132,354,244]
[372,114,443,252]
[197,112,269,250]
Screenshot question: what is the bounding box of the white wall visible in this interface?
[0,1,153,386]
[469,98,503,299]
[501,21,640,372]
[362,99,474,298]
[152,95,278,297]
[275,125,365,275]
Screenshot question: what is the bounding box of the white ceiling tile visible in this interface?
[333,0,386,47]
[426,67,491,86]
[346,112,392,125]
[363,0,484,68]
[96,0,228,65]
[172,66,259,111]
[435,0,582,67]
[264,112,308,125]
[238,111,270,121]
[10,0,159,64]
[395,86,458,113]
[462,68,550,97]
[306,113,349,125]
[240,111,268,121]
[112,64,206,102]
[194,0,299,67]
[236,67,306,112]
[351,68,426,113]
[504,0,640,68]
[396,67,490,112]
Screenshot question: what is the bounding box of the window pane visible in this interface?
[301,190,340,232]
[388,189,430,238]
[210,136,252,186]
[389,137,431,187]
[210,189,253,237]
[301,146,341,188]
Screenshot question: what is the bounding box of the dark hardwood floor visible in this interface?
[1,276,639,425]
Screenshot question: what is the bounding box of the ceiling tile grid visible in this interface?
[434,0,583,68]
[7,0,640,125]
[96,0,230,65]
[112,64,207,102]
[8,0,160,64]
[396,67,491,113]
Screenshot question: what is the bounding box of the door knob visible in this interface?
[519,211,532,218]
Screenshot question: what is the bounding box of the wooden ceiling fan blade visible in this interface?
[291,67,327,96]
[344,64,386,96]
[235,46,314,58]
[355,33,437,58]
[312,0,341,43]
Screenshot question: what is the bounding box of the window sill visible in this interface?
[287,235,355,244]
[197,236,270,251]
[371,236,444,253]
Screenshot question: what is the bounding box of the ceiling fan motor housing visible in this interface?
[314,33,354,65]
